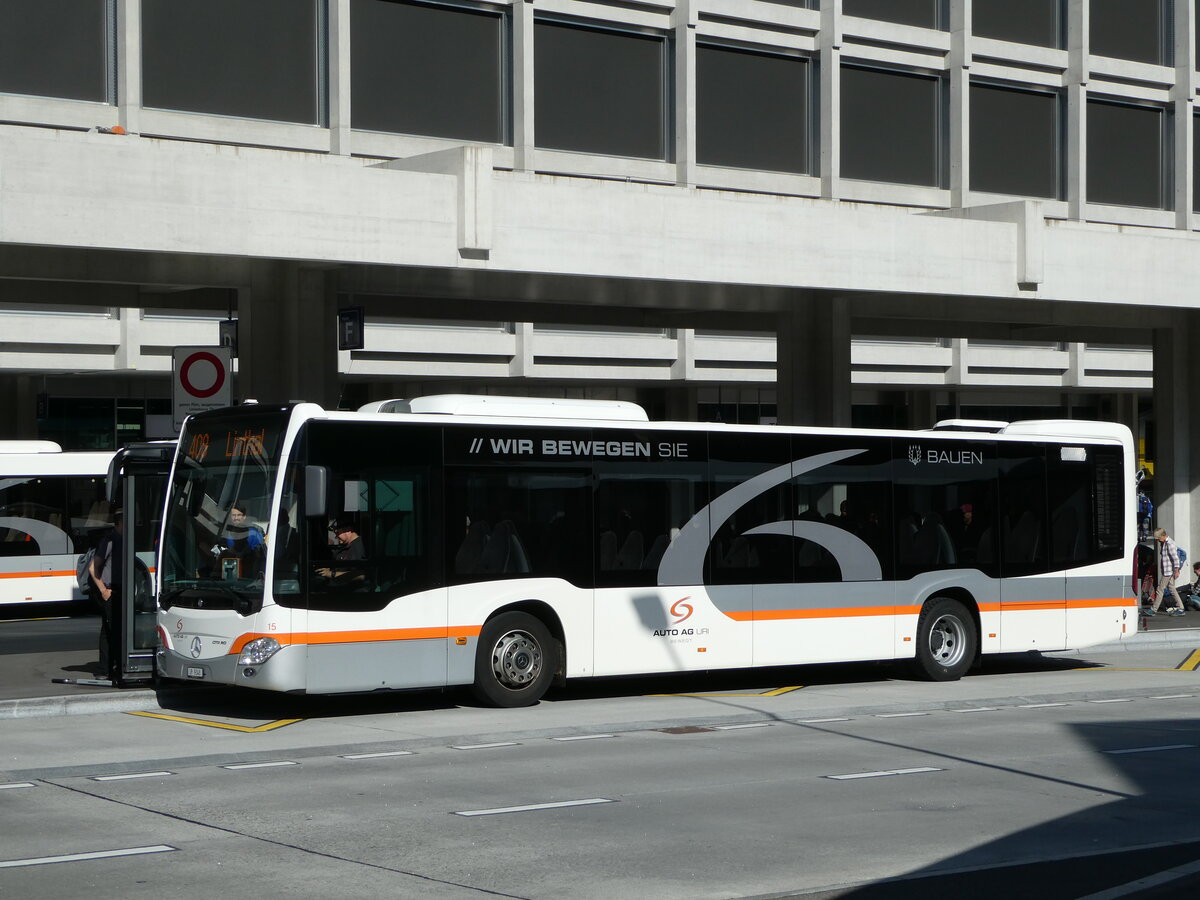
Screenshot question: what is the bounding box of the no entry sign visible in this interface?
[172,346,232,430]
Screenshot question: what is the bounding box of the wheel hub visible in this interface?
[492,630,542,688]
[929,615,965,667]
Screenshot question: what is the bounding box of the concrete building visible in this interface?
[0,1,1195,543]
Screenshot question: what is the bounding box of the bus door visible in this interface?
[997,445,1064,652]
[301,422,445,693]
[107,443,174,686]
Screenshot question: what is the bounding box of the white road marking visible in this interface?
[1018,703,1069,708]
[826,767,942,781]
[713,723,772,731]
[950,707,998,713]
[221,761,298,770]
[551,734,616,742]
[0,782,35,790]
[91,771,174,782]
[1088,698,1134,704]
[0,845,175,869]
[451,742,520,751]
[1103,744,1196,755]
[875,712,929,718]
[1075,856,1200,900]
[1150,694,1195,700]
[340,750,415,759]
[453,798,615,817]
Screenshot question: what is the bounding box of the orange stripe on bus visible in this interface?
[727,598,1132,623]
[229,625,483,655]
[0,570,76,579]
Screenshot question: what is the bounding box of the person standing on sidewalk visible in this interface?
[1149,527,1186,617]
[87,509,124,676]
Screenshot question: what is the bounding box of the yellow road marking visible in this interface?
[1177,649,1200,671]
[650,685,804,698]
[126,711,303,732]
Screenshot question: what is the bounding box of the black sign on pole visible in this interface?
[219,319,238,356]
[338,307,365,351]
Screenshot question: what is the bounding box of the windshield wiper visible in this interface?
[158,584,261,616]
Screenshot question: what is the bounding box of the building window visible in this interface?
[1087,99,1168,209]
[351,0,506,143]
[1090,0,1171,66]
[970,82,1060,199]
[842,0,943,30]
[841,65,943,187]
[0,0,110,103]
[1193,114,1200,212]
[142,0,322,124]
[697,45,810,174]
[535,20,667,160]
[973,0,1062,49]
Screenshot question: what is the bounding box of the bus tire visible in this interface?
[912,597,976,682]
[471,611,556,707]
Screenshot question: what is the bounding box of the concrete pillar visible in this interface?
[908,391,940,430]
[1066,0,1088,221]
[664,386,695,422]
[673,0,697,187]
[512,0,536,172]
[1113,392,1140,459]
[776,295,850,427]
[1174,0,1195,231]
[0,375,39,440]
[1152,312,1200,555]
[238,263,340,408]
[948,0,971,208]
[818,1,842,200]
[116,0,142,134]
[328,0,353,156]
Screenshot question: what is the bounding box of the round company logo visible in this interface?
[179,351,226,399]
[670,596,693,624]
[190,636,203,659]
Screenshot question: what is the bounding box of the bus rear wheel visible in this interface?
[471,611,556,707]
[912,598,976,682]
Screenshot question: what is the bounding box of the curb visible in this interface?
[4,630,1199,721]
[0,689,160,720]
[1082,626,1200,652]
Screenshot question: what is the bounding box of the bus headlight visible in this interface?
[239,637,282,666]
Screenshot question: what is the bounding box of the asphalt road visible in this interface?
[2,638,1200,899]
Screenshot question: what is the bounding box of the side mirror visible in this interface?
[304,466,328,518]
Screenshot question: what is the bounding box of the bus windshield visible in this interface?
[160,411,288,613]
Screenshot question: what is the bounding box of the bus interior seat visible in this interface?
[1006,511,1043,563]
[1051,505,1084,562]
[478,520,530,574]
[454,520,490,574]
[614,531,644,570]
[722,535,759,569]
[643,534,669,570]
[599,530,618,570]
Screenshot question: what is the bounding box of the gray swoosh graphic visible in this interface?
[656,448,869,585]
[744,521,882,581]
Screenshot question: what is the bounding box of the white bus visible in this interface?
[156,397,1135,705]
[0,441,115,607]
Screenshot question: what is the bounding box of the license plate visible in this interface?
[186,667,205,679]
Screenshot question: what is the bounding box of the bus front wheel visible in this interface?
[472,611,557,707]
[912,598,976,682]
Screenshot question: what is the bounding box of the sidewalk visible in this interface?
[2,617,1198,721]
